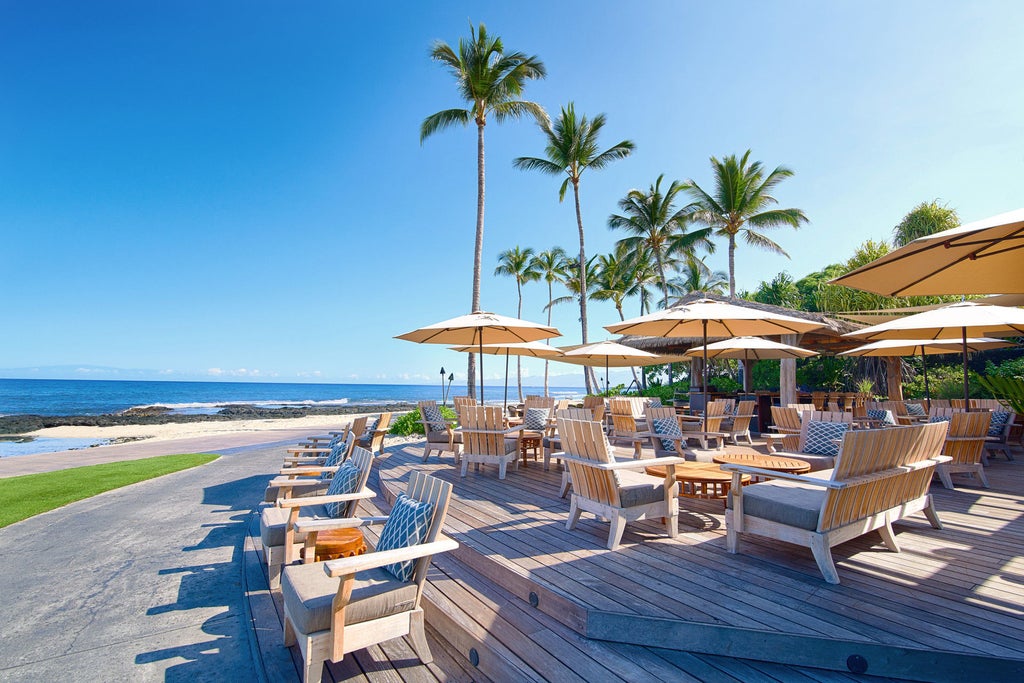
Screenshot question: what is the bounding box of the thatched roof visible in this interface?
[616,292,864,355]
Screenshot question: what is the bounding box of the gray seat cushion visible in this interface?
[260,504,329,547]
[427,430,462,444]
[790,454,835,472]
[729,478,826,531]
[282,563,418,635]
[615,469,669,508]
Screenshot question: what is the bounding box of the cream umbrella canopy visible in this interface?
[448,341,563,411]
[605,299,822,413]
[555,340,687,392]
[830,207,1024,296]
[683,336,818,392]
[839,338,1013,407]
[844,301,1024,408]
[396,311,561,404]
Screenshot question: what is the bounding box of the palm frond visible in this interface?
[742,229,790,257]
[420,108,472,142]
[746,208,807,229]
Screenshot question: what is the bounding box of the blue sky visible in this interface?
[2,1,1022,387]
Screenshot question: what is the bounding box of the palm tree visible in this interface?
[609,174,713,308]
[892,200,959,247]
[514,103,634,393]
[495,246,539,401]
[624,248,659,316]
[421,22,547,396]
[592,245,641,386]
[667,256,728,298]
[684,150,807,298]
[529,247,569,395]
[549,255,601,391]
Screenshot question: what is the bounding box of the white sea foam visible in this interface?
[127,398,352,413]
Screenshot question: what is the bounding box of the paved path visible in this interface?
[0,438,294,681]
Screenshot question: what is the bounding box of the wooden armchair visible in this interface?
[722,400,756,445]
[936,411,992,489]
[677,400,728,450]
[985,410,1017,461]
[811,391,827,410]
[356,412,392,456]
[417,401,461,463]
[557,417,684,550]
[542,407,593,471]
[284,421,361,467]
[266,431,356,503]
[452,396,475,418]
[724,422,949,584]
[282,472,457,683]
[770,406,802,437]
[609,397,649,457]
[766,414,851,471]
[459,406,522,479]
[260,447,375,588]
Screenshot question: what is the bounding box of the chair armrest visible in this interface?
[294,516,390,533]
[287,446,331,455]
[554,452,688,470]
[324,536,460,577]
[271,478,328,491]
[278,466,339,476]
[719,464,847,488]
[278,488,376,508]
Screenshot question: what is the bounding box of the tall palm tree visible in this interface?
[421,23,547,396]
[549,255,601,391]
[529,247,569,396]
[667,256,728,298]
[495,246,539,401]
[609,174,713,308]
[592,245,641,386]
[684,150,807,298]
[514,103,634,394]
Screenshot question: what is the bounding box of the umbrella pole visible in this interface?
[606,357,610,395]
[743,350,749,393]
[920,347,931,411]
[504,349,510,415]
[961,326,970,412]
[478,331,485,406]
[703,320,709,426]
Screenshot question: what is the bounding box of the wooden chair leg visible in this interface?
[607,513,627,550]
[975,465,990,489]
[408,609,433,663]
[877,519,900,552]
[809,535,841,585]
[936,467,954,490]
[566,496,582,530]
[922,497,943,529]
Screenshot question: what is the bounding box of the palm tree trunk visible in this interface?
[616,303,640,387]
[544,280,552,397]
[572,180,592,394]
[727,232,737,299]
[516,278,523,402]
[468,121,486,398]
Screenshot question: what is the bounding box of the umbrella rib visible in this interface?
[891,247,1020,297]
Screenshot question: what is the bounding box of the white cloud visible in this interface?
[207,368,224,376]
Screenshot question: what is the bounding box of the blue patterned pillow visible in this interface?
[803,421,849,456]
[362,417,379,440]
[378,493,435,582]
[906,403,926,417]
[651,416,682,452]
[524,407,549,431]
[421,405,447,432]
[866,409,896,425]
[647,398,663,408]
[324,461,362,517]
[324,442,347,468]
[989,411,1011,437]
[929,415,952,424]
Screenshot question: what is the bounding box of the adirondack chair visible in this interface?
[936,411,992,489]
[721,400,756,445]
[723,422,949,584]
[645,406,700,460]
[929,399,952,410]
[284,421,362,466]
[557,417,685,550]
[950,399,967,410]
[266,431,357,503]
[985,410,1017,461]
[518,396,557,463]
[787,403,816,414]
[609,397,649,457]
[542,407,594,471]
[452,396,475,418]
[459,406,523,479]
[260,447,376,588]
[282,471,458,683]
[880,401,913,426]
[417,401,461,463]
[768,414,852,471]
[929,406,962,419]
[678,400,728,450]
[811,391,827,410]
[356,412,392,456]
[765,406,802,452]
[972,399,1005,411]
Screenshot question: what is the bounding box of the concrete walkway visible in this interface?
[0,438,297,681]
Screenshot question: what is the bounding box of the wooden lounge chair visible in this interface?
[265,431,357,504]
[609,397,649,457]
[985,410,1017,461]
[459,405,523,479]
[722,400,756,445]
[724,422,949,584]
[769,406,802,438]
[518,397,557,465]
[936,411,992,489]
[260,447,375,588]
[645,406,700,460]
[356,412,391,456]
[417,401,462,463]
[542,407,593,471]
[452,396,476,418]
[282,472,457,683]
[557,417,685,550]
[285,420,364,467]
[677,400,728,450]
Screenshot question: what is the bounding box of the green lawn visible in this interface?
[0,453,219,528]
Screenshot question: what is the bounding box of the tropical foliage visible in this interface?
[892,200,960,247]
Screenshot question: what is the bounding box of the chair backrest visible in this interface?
[609,398,639,434]
[590,403,607,423]
[403,471,454,592]
[788,403,816,413]
[944,411,992,465]
[771,406,802,432]
[929,399,951,410]
[950,399,966,409]
[349,416,368,438]
[334,447,375,517]
[811,391,827,409]
[453,396,475,417]
[557,417,619,507]
[376,412,392,431]
[728,400,756,434]
[703,400,727,431]
[525,396,556,412]
[460,406,510,456]
[713,398,736,414]
[929,406,962,418]
[808,410,853,424]
[827,401,842,413]
[583,395,605,411]
[554,407,593,421]
[555,398,571,411]
[972,398,1005,411]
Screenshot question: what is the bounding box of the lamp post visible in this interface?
[445,373,454,406]
[439,366,445,405]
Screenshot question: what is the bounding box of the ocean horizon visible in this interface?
[0,377,587,417]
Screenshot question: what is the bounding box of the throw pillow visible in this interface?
[524,407,549,431]
[647,398,663,408]
[906,403,926,417]
[421,405,447,432]
[378,493,435,582]
[362,417,379,440]
[324,461,362,517]
[866,408,896,425]
[929,415,952,424]
[803,421,849,457]
[989,411,1011,437]
[324,442,347,468]
[651,416,682,452]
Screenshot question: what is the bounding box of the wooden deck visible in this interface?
[372,439,1024,682]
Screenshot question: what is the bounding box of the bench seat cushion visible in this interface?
[615,469,669,508]
[260,504,330,547]
[427,430,462,444]
[729,478,827,531]
[282,563,418,635]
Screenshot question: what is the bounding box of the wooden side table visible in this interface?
[645,462,750,507]
[301,527,367,563]
[712,452,812,474]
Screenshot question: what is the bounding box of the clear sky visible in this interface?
[2,1,1022,387]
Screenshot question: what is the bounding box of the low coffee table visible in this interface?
[645,462,750,506]
[712,452,812,476]
[301,527,367,563]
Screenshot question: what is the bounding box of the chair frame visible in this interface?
[357,412,392,456]
[417,401,461,463]
[936,411,992,489]
[459,405,523,479]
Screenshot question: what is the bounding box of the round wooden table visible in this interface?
[301,527,367,563]
[645,462,750,506]
[712,452,812,474]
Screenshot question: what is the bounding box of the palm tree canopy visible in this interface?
[609,174,714,254]
[668,256,728,298]
[513,102,634,201]
[530,247,569,285]
[420,22,548,142]
[495,246,540,283]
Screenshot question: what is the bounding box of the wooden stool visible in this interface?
[520,435,541,466]
[301,527,367,563]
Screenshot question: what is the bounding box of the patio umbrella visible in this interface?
[396,311,560,404]
[555,340,687,392]
[448,341,563,412]
[830,207,1024,296]
[605,299,822,414]
[839,338,1013,407]
[683,336,819,392]
[844,301,1024,408]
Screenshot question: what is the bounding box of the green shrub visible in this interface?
[985,357,1024,379]
[389,406,457,436]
